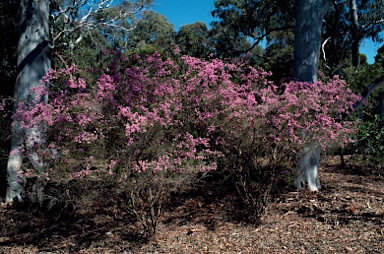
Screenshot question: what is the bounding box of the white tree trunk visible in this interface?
[350,0,360,69]
[294,145,321,191]
[6,0,50,203]
[292,0,331,191]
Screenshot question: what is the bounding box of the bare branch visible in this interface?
[51,0,151,49]
[321,36,331,70]
[343,76,384,120]
[236,25,295,54]
[353,76,384,112]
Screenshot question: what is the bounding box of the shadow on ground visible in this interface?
[0,174,274,252]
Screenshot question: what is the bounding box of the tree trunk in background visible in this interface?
[351,39,360,69]
[350,0,360,70]
[6,0,50,203]
[293,0,331,192]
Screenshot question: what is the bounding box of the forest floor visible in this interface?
[1,156,384,253]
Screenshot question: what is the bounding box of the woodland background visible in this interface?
[1,0,384,252]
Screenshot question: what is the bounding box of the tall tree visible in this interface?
[176,22,212,58]
[293,0,332,191]
[322,0,384,74]
[50,0,152,69]
[126,10,175,54]
[209,22,251,58]
[211,0,296,57]
[6,0,51,203]
[350,0,360,69]
[0,0,19,197]
[262,30,295,83]
[210,0,384,191]
[4,0,153,203]
[0,0,18,97]
[50,0,152,52]
[211,0,384,75]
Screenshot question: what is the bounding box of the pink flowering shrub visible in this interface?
[2,50,360,227]
[172,56,359,222]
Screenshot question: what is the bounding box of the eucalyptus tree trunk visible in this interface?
[6,0,50,203]
[350,0,360,69]
[293,0,331,192]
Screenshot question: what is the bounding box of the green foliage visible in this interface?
[53,38,107,72]
[129,43,164,57]
[340,46,384,172]
[210,0,382,77]
[127,10,176,54]
[208,23,250,58]
[343,62,384,118]
[355,114,384,169]
[262,30,295,84]
[50,0,153,69]
[212,0,296,41]
[176,22,212,58]
[344,62,384,94]
[375,44,384,68]
[360,54,368,66]
[322,0,384,71]
[210,0,295,58]
[0,0,18,97]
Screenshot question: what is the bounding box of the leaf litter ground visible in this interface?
[1,156,384,253]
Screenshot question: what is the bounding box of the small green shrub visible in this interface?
[355,114,384,170]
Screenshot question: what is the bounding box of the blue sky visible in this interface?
[151,0,383,64]
[151,0,217,31]
[360,37,383,64]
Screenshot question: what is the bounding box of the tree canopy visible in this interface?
[126,10,175,54]
[176,22,212,58]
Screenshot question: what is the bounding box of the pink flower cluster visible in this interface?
[4,50,360,180]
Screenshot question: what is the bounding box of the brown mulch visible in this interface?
[1,157,384,253]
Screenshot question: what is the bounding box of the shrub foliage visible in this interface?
[1,50,360,231]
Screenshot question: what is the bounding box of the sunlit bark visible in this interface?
[6,0,50,203]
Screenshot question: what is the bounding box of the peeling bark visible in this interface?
[6,0,50,203]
